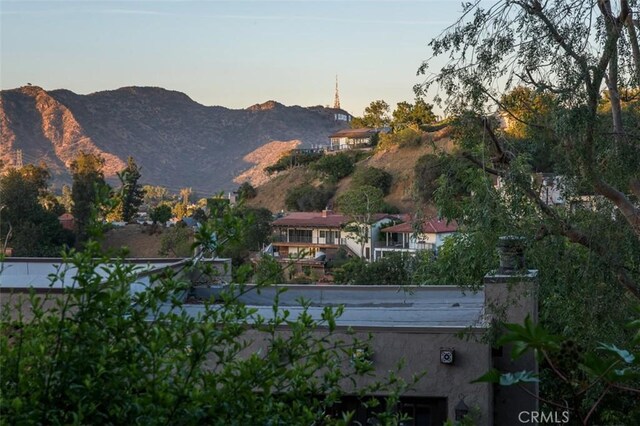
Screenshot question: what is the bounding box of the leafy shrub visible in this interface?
[159,222,193,257]
[311,153,355,181]
[333,253,414,285]
[265,151,324,174]
[413,154,444,203]
[285,184,335,212]
[237,182,257,200]
[376,128,422,151]
[351,167,393,195]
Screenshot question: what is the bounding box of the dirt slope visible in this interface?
[246,128,457,214]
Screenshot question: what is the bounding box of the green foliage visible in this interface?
[115,157,145,222]
[285,184,335,212]
[376,128,422,151]
[333,254,415,285]
[265,151,324,175]
[391,97,437,131]
[0,208,414,423]
[218,206,273,268]
[474,314,640,424]
[149,204,172,225]
[71,152,108,244]
[142,185,172,208]
[351,100,390,129]
[0,165,73,256]
[311,153,355,182]
[254,255,285,285]
[337,186,385,259]
[236,182,257,201]
[351,166,393,195]
[159,223,193,257]
[413,153,445,203]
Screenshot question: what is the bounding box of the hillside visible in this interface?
[0,85,351,192]
[246,128,457,213]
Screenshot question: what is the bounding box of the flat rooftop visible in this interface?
[0,258,183,290]
[180,285,487,331]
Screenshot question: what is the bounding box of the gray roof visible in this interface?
[177,285,487,331]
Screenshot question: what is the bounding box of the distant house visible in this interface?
[58,213,75,231]
[375,218,458,260]
[328,128,378,151]
[269,210,398,263]
[270,210,348,261]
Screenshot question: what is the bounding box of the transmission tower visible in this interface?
[15,149,23,168]
[333,75,341,109]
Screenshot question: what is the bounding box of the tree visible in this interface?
[417,0,640,421]
[311,152,355,182]
[236,182,257,201]
[142,185,171,208]
[0,165,72,256]
[351,100,391,129]
[413,154,445,203]
[337,185,385,259]
[284,184,335,212]
[115,157,145,222]
[419,0,640,295]
[391,97,437,131]
[150,204,172,227]
[59,184,73,213]
[351,167,393,195]
[71,152,108,243]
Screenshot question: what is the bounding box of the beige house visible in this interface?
[328,128,378,150]
[375,218,458,260]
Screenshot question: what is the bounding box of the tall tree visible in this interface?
[0,165,71,255]
[116,157,145,222]
[351,100,391,129]
[418,0,640,298]
[71,152,107,243]
[337,185,385,259]
[417,1,640,422]
[391,97,437,131]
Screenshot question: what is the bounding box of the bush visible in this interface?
[285,184,335,212]
[351,167,393,195]
[413,154,444,203]
[237,182,257,201]
[265,151,324,174]
[159,222,193,257]
[311,153,355,181]
[376,128,422,151]
[333,253,419,285]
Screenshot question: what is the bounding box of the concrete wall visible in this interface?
[234,327,493,425]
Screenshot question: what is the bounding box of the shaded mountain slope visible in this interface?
[1,85,350,192]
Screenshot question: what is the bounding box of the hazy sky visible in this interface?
[1,0,462,115]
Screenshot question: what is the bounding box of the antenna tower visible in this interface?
[15,150,23,168]
[333,75,341,109]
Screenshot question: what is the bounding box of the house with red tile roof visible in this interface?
[268,210,398,265]
[375,218,458,260]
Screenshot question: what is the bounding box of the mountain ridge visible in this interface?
[0,85,351,193]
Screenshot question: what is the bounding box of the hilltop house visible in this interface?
[375,218,458,260]
[328,128,378,151]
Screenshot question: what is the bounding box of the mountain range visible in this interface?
[0,85,351,193]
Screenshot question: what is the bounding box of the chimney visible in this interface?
[484,236,538,426]
[322,209,332,218]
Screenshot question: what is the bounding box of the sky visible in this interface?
[1,0,463,116]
